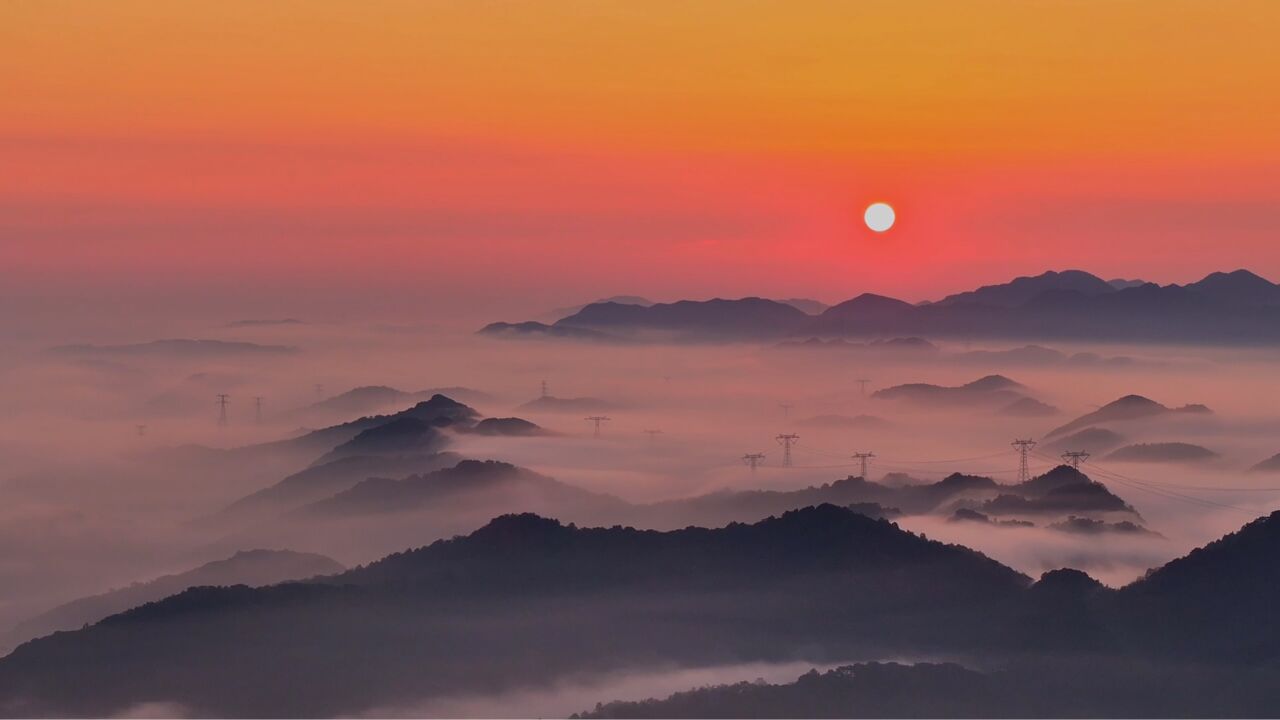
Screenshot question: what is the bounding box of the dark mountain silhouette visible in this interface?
[1106,442,1219,463]
[1184,269,1280,306]
[1050,516,1161,537]
[0,506,1031,717]
[543,296,654,321]
[872,375,1027,407]
[274,394,479,457]
[1249,452,1280,473]
[478,320,621,342]
[1108,278,1146,289]
[953,344,1066,365]
[555,298,810,340]
[998,397,1059,417]
[465,417,547,436]
[1044,427,1127,454]
[1046,394,1211,438]
[518,395,616,413]
[935,270,1118,308]
[225,318,304,327]
[795,414,891,430]
[2,550,342,651]
[217,452,464,519]
[48,338,297,358]
[948,508,1034,527]
[484,269,1280,345]
[7,505,1280,716]
[310,416,451,466]
[297,460,623,518]
[976,466,1139,518]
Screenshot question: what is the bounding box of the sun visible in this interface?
[864,202,895,232]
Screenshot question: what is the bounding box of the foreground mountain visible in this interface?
[4,504,1280,716]
[2,550,342,652]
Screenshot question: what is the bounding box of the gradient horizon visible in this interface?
[3,0,1279,324]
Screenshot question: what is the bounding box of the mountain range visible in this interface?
[3,503,1279,716]
[481,269,1280,343]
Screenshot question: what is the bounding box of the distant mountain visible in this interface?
[298,460,624,519]
[1105,442,1219,464]
[517,395,617,413]
[478,321,621,342]
[1050,516,1161,537]
[225,318,304,327]
[465,417,547,436]
[542,296,654,322]
[2,550,342,651]
[998,397,1059,417]
[935,270,1118,308]
[217,452,464,519]
[48,339,297,358]
[1108,278,1146,290]
[1044,427,1127,454]
[483,269,1280,345]
[1046,395,1211,438]
[310,416,451,466]
[1249,452,1280,473]
[872,375,1027,407]
[555,298,810,340]
[774,336,938,355]
[778,298,829,315]
[1184,269,1280,306]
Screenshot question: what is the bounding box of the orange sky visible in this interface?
[3,0,1280,320]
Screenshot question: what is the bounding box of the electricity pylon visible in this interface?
[776,433,799,467]
[851,451,875,479]
[856,379,870,396]
[216,394,230,427]
[254,396,264,424]
[742,452,766,473]
[1012,438,1037,483]
[779,403,793,418]
[642,429,663,447]
[1061,450,1090,468]
[586,416,611,438]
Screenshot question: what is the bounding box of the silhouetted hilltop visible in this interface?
[936,270,1118,308]
[465,417,547,436]
[1046,394,1210,438]
[979,467,1139,518]
[555,298,810,340]
[2,549,342,651]
[48,338,297,358]
[478,321,621,342]
[1050,516,1162,537]
[1249,452,1280,473]
[518,395,616,413]
[1105,442,1219,463]
[803,294,918,336]
[778,298,829,314]
[298,460,622,518]
[872,375,1027,407]
[948,508,1034,528]
[999,397,1059,417]
[310,416,450,466]
[1044,427,1127,454]
[1184,269,1280,306]
[217,452,464,518]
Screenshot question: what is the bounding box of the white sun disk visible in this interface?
[864,202,895,232]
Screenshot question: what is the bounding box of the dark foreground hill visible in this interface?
[5,504,1280,717]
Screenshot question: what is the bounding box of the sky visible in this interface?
[3,0,1280,325]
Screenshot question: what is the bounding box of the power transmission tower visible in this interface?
[314,383,324,401]
[1011,438,1037,483]
[540,380,548,398]
[776,433,799,467]
[779,403,793,418]
[642,429,663,447]
[135,424,147,437]
[254,396,264,424]
[1061,450,1090,468]
[216,394,230,427]
[742,452,765,473]
[585,415,611,438]
[856,378,870,396]
[851,451,876,479]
